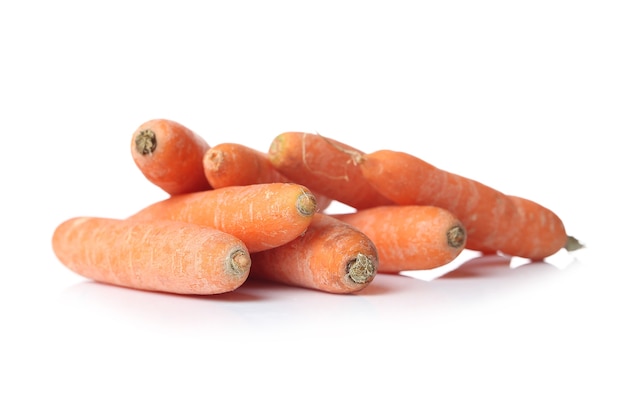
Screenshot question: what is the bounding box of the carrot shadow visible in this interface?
[438,253,562,280]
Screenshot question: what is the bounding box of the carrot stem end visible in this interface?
[346,253,377,285]
[135,129,157,155]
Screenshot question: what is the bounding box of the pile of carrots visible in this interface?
[52,119,581,295]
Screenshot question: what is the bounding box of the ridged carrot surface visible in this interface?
[356,149,568,260]
[249,213,378,294]
[332,205,467,273]
[267,132,393,210]
[128,182,318,252]
[202,142,332,211]
[52,217,251,295]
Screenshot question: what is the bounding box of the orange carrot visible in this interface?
[249,213,378,294]
[52,217,251,295]
[267,132,394,210]
[128,182,317,252]
[332,205,466,273]
[131,118,211,195]
[354,149,568,260]
[202,142,333,211]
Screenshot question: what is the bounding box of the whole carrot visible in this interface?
[332,205,467,273]
[267,132,394,210]
[128,182,318,252]
[202,142,333,211]
[131,118,212,195]
[249,213,378,294]
[52,217,251,295]
[355,149,568,260]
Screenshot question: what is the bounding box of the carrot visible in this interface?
[52,217,251,295]
[332,205,467,273]
[202,142,333,211]
[248,213,378,294]
[267,132,394,210]
[128,182,318,252]
[131,118,211,195]
[354,149,568,260]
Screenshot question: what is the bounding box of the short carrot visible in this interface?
[202,142,333,211]
[249,213,378,294]
[332,205,467,273]
[131,118,212,195]
[267,132,394,210]
[128,182,318,252]
[354,149,568,260]
[52,217,251,295]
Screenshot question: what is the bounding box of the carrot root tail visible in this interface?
[564,235,585,252]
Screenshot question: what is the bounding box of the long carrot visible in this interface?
[131,118,211,195]
[52,217,251,295]
[202,142,333,211]
[332,205,467,273]
[354,149,568,260]
[248,213,378,294]
[267,132,394,210]
[128,182,318,252]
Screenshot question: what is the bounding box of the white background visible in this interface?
[1,1,624,416]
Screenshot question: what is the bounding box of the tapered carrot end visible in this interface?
[346,253,377,285]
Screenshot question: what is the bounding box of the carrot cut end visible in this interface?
[204,149,223,172]
[296,190,317,217]
[447,224,467,249]
[346,253,377,284]
[228,249,251,276]
[135,129,157,155]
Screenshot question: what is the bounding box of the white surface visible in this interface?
[1,1,624,416]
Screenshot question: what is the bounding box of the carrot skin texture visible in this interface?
[267,132,394,210]
[131,119,212,195]
[249,213,379,294]
[332,205,467,273]
[128,183,317,253]
[52,217,251,295]
[357,150,568,260]
[202,142,332,211]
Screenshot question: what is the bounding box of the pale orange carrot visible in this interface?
[52,217,251,295]
[128,182,317,252]
[332,205,466,273]
[202,142,333,211]
[267,132,394,209]
[131,118,211,195]
[249,213,378,294]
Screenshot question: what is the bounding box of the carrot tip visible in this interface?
[564,235,585,252]
[447,224,467,249]
[296,189,317,217]
[135,129,157,155]
[346,253,377,285]
[228,249,252,276]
